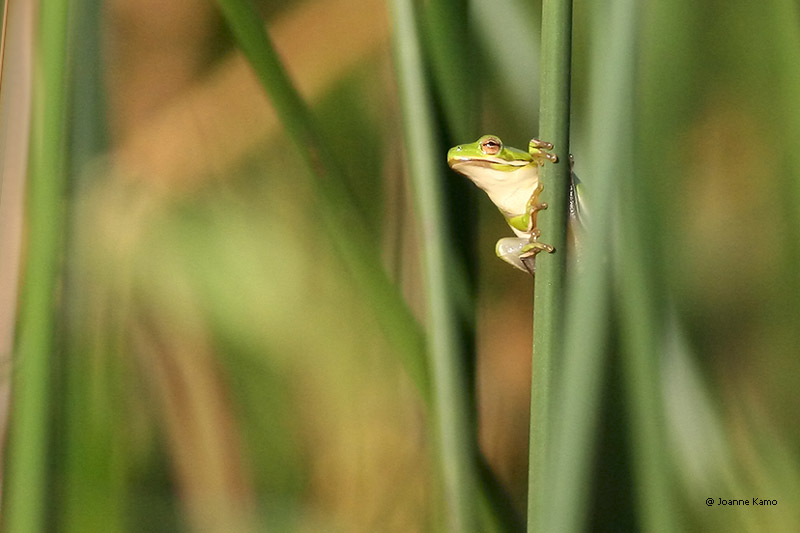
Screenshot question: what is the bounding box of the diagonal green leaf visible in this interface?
[212,0,430,402]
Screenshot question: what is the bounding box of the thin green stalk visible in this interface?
[389,0,477,530]
[544,0,636,530]
[528,0,573,529]
[212,0,430,402]
[3,1,70,531]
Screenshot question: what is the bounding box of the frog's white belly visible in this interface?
[486,184,537,219]
[465,165,539,234]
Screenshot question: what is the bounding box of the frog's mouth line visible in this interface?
[448,156,530,171]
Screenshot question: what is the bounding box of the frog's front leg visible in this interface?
[525,138,559,256]
[527,138,558,226]
[529,138,559,165]
[521,190,555,259]
[525,185,549,233]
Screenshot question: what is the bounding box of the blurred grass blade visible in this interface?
[422,0,475,141]
[0,0,8,91]
[67,0,106,167]
[3,0,70,531]
[0,0,33,455]
[421,0,478,320]
[212,0,430,402]
[213,0,333,178]
[615,204,679,531]
[61,0,126,530]
[528,0,573,529]
[388,0,477,530]
[470,0,540,128]
[769,0,800,280]
[544,0,636,530]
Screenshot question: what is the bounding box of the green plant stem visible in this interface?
[544,0,636,530]
[528,0,573,529]
[389,0,477,530]
[3,1,70,531]
[212,0,430,402]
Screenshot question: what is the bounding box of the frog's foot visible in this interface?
[520,241,555,274]
[520,241,555,258]
[529,138,559,165]
[519,241,554,273]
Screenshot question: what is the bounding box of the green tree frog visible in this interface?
[447,135,581,272]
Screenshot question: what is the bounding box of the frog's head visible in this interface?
[447,135,533,189]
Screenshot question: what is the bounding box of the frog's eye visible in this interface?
[480,137,502,155]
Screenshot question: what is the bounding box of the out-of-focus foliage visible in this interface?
[2,0,800,530]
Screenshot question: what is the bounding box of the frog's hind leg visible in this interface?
[495,237,532,272]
